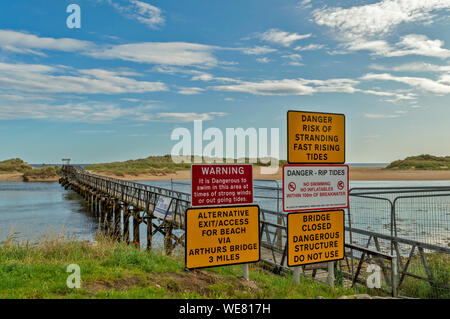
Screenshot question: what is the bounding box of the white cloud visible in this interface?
[294,43,325,51]
[211,77,359,95]
[177,87,205,95]
[155,112,227,122]
[212,79,315,95]
[75,130,116,134]
[0,30,92,55]
[87,42,218,67]
[242,46,277,55]
[281,53,303,66]
[0,29,223,69]
[105,0,164,29]
[313,0,450,40]
[364,113,401,119]
[210,75,422,102]
[297,0,312,9]
[359,89,417,102]
[0,101,135,122]
[346,39,393,56]
[0,62,168,94]
[313,1,450,61]
[256,57,271,63]
[362,72,450,94]
[152,65,240,83]
[259,29,311,47]
[369,62,450,73]
[344,34,450,59]
[389,34,450,59]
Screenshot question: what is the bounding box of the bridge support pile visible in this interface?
[59,165,190,255]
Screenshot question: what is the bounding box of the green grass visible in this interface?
[85,155,286,177]
[0,158,61,181]
[0,158,32,173]
[386,154,450,170]
[22,166,61,181]
[398,252,449,299]
[0,234,364,299]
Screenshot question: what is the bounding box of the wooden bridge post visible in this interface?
[123,204,130,244]
[146,215,153,252]
[98,196,102,224]
[113,200,121,240]
[102,198,108,232]
[96,196,100,215]
[164,221,174,256]
[132,209,140,248]
[106,198,113,236]
[103,197,110,233]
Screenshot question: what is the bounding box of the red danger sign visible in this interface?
[191,164,253,207]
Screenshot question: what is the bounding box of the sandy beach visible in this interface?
[88,167,450,182]
[1,167,450,182]
[0,173,59,182]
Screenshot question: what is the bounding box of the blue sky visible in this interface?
[0,0,449,164]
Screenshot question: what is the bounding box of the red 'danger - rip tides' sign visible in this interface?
[191,164,253,207]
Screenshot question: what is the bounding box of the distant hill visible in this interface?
[85,155,285,177]
[0,158,33,173]
[386,154,450,170]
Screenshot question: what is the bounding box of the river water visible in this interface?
[1,180,449,251]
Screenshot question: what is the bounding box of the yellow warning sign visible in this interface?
[287,210,344,266]
[287,110,345,164]
[185,205,260,269]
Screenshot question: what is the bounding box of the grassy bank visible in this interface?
[86,155,286,177]
[0,235,365,299]
[0,158,32,173]
[22,166,61,182]
[0,158,61,181]
[398,252,449,299]
[386,154,450,170]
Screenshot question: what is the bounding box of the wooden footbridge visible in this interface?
[59,165,190,254]
[59,165,340,281]
[59,165,295,266]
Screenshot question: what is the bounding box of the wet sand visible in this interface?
[88,167,450,181]
[2,167,450,182]
[348,167,450,181]
[0,173,59,182]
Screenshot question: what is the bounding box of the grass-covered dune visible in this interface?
[0,158,61,181]
[0,235,365,299]
[0,158,32,173]
[85,155,286,177]
[386,154,450,170]
[22,166,61,182]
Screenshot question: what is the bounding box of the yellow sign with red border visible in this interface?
[287,110,345,164]
[185,205,260,269]
[287,210,344,266]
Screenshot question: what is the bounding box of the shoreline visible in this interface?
[0,173,60,182]
[1,167,450,182]
[87,167,450,181]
